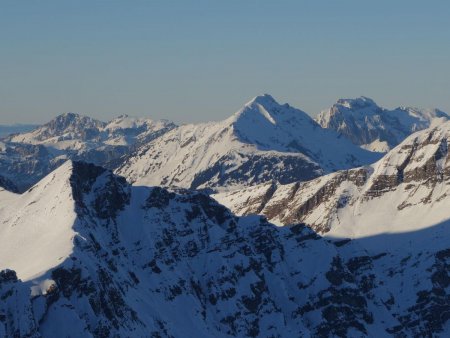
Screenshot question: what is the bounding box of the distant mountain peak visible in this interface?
[245,93,278,107]
[46,112,105,129]
[336,96,378,108]
[232,94,306,127]
[317,97,450,151]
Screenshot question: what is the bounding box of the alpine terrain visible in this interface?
[0,161,449,337]
[316,96,449,152]
[0,113,176,191]
[214,120,450,235]
[117,95,380,192]
[0,96,449,337]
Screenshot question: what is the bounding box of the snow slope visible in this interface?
[117,94,380,191]
[215,121,450,240]
[0,161,448,336]
[0,162,77,280]
[316,96,449,152]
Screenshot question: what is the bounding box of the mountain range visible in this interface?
[2,95,444,193]
[0,113,175,191]
[0,94,449,337]
[214,120,450,234]
[116,95,380,192]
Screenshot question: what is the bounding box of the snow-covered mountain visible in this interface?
[7,112,176,152]
[0,113,176,191]
[316,97,449,152]
[117,95,381,191]
[0,141,66,192]
[214,120,450,237]
[0,161,448,337]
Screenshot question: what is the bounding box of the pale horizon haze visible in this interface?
[1,0,449,125]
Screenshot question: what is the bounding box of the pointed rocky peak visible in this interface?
[47,112,106,132]
[335,96,379,110]
[69,161,131,218]
[245,93,278,107]
[231,94,312,128]
[317,97,383,125]
[316,97,450,151]
[8,112,107,143]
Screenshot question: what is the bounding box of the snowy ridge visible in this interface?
[316,96,449,152]
[0,162,77,280]
[7,112,176,150]
[117,94,380,191]
[0,161,449,336]
[214,121,450,240]
[1,113,176,191]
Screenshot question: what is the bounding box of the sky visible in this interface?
[1,0,449,124]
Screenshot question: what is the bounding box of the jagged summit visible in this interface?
[245,93,278,106]
[8,112,105,144]
[317,97,449,152]
[231,94,309,128]
[335,96,379,110]
[46,112,105,130]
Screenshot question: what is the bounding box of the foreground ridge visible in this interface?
[0,161,448,337]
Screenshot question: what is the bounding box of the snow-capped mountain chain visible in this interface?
[117,95,380,192]
[316,96,449,152]
[0,161,448,336]
[7,113,176,148]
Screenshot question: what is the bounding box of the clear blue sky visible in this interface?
[1,1,449,124]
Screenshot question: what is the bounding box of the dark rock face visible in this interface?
[0,269,39,337]
[189,153,323,190]
[389,248,450,336]
[0,175,18,193]
[0,269,18,283]
[70,161,131,219]
[239,168,369,233]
